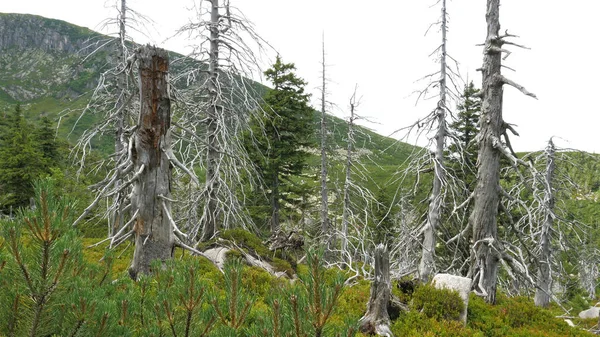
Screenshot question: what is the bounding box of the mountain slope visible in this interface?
[0,12,416,170]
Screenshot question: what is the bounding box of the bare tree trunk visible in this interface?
[470,0,536,304]
[359,244,393,336]
[319,35,330,238]
[201,0,222,241]
[470,0,504,304]
[535,139,555,307]
[111,0,128,236]
[129,45,174,279]
[419,0,448,283]
[341,93,357,259]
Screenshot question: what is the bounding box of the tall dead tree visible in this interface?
[111,0,129,235]
[319,35,330,238]
[201,0,222,241]
[419,0,449,283]
[470,0,536,303]
[129,45,174,279]
[176,0,269,242]
[72,0,153,231]
[341,90,358,259]
[534,139,555,307]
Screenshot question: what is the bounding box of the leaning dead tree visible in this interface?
[359,244,394,336]
[470,0,537,304]
[129,46,174,279]
[175,0,268,242]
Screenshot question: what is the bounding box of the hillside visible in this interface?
[0,13,416,167]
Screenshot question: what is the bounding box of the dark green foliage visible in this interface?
[0,104,46,209]
[411,284,464,321]
[449,81,481,186]
[371,187,397,244]
[34,116,61,168]
[245,56,315,229]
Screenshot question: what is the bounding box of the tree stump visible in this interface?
[359,244,393,336]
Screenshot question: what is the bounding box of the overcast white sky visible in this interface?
[3,0,600,153]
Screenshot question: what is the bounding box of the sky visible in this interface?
[2,0,600,153]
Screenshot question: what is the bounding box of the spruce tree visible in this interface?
[247,56,314,233]
[34,116,61,169]
[0,105,45,210]
[449,81,481,190]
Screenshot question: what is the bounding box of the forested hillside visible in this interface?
[0,2,599,336]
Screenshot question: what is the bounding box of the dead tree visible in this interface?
[341,89,358,260]
[534,139,555,307]
[319,34,330,238]
[359,244,393,337]
[72,0,152,231]
[418,0,450,283]
[176,0,269,242]
[128,45,174,279]
[201,0,222,241]
[112,0,130,235]
[470,0,537,304]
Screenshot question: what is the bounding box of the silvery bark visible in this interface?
[359,244,393,336]
[341,96,356,259]
[419,0,448,283]
[534,139,555,307]
[201,0,222,241]
[470,0,503,304]
[111,0,128,236]
[320,36,330,237]
[129,46,174,279]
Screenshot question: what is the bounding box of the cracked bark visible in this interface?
[470,0,503,304]
[359,244,393,336]
[129,45,174,279]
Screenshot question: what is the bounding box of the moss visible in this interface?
[271,257,294,276]
[221,229,271,257]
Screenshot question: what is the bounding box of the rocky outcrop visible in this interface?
[578,306,600,319]
[0,13,96,53]
[432,273,472,325]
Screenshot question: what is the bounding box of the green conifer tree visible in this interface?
[247,56,315,233]
[34,116,61,169]
[0,104,45,210]
[449,81,481,190]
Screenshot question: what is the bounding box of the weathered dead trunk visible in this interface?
[201,0,221,241]
[341,95,356,259]
[470,0,503,304]
[111,0,128,236]
[535,139,555,307]
[320,36,330,237]
[129,45,174,279]
[359,244,393,336]
[419,0,448,283]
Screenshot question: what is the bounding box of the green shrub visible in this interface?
[411,284,464,321]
